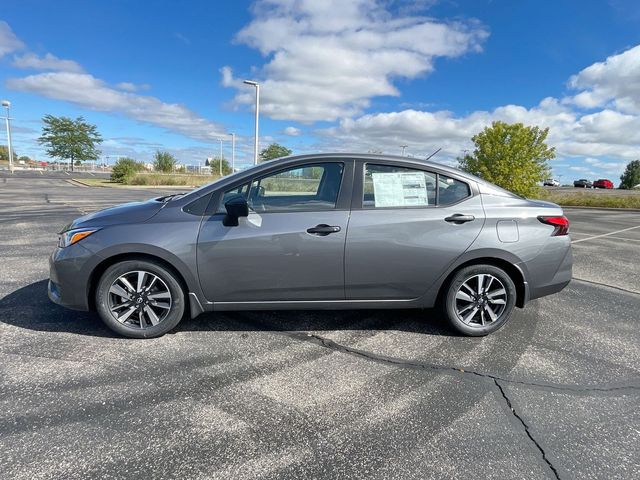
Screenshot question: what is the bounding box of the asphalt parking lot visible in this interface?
[1,177,638,480]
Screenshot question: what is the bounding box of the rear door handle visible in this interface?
[444,214,475,224]
[306,224,341,236]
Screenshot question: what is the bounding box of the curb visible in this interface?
[65,179,89,188]
[561,206,640,213]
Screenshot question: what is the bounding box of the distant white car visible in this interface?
[543,179,560,187]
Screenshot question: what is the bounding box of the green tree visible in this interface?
[37,115,102,172]
[18,155,31,163]
[207,156,232,176]
[458,121,554,197]
[259,143,292,162]
[111,157,145,183]
[153,151,177,172]
[0,145,18,162]
[619,160,640,189]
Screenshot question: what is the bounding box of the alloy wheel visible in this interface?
[107,270,172,329]
[454,274,507,327]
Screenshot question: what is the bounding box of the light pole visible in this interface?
[1,100,14,174]
[400,145,408,156]
[218,138,224,176]
[230,133,235,173]
[243,80,260,165]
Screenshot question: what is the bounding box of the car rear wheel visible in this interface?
[95,260,185,338]
[442,264,516,336]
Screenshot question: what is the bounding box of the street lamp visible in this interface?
[231,133,236,173]
[400,145,408,156]
[243,80,260,165]
[218,137,224,176]
[1,100,14,174]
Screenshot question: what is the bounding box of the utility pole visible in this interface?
[400,145,408,156]
[218,138,223,176]
[2,100,14,174]
[243,80,260,165]
[230,133,235,173]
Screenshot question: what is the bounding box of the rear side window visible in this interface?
[364,164,470,208]
[438,175,471,205]
[364,164,436,207]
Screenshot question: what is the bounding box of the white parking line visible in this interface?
[571,225,640,244]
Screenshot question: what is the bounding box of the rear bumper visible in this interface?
[528,240,573,301]
[48,244,94,311]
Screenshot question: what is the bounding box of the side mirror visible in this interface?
[223,194,249,226]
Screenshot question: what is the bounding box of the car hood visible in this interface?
[65,198,165,231]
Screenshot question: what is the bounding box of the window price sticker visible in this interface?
[372,172,429,207]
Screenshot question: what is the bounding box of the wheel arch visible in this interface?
[86,251,192,313]
[422,250,529,309]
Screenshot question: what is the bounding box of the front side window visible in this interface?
[364,164,436,208]
[219,163,344,214]
[217,183,250,213]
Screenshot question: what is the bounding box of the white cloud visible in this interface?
[283,126,301,136]
[0,21,24,57]
[223,0,488,122]
[315,43,640,180]
[12,52,84,73]
[7,72,227,140]
[116,81,151,92]
[567,44,640,114]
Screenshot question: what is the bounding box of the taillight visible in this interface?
[538,216,569,236]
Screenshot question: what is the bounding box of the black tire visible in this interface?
[441,264,517,336]
[95,259,185,338]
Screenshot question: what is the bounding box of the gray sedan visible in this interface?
[49,153,572,338]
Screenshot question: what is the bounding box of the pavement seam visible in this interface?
[571,277,640,295]
[280,331,640,394]
[493,379,561,480]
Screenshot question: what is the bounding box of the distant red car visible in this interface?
[593,179,614,189]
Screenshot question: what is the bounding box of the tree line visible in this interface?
[25,114,640,191]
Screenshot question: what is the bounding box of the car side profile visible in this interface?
[573,178,593,188]
[593,178,614,189]
[49,153,572,338]
[543,179,560,187]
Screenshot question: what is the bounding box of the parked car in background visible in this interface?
[543,179,560,187]
[593,179,614,189]
[574,179,593,188]
[49,153,573,339]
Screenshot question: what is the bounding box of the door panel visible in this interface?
[197,211,349,302]
[345,195,485,300]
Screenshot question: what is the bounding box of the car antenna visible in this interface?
[425,147,442,161]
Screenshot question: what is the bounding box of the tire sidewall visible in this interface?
[95,260,185,338]
[443,264,516,336]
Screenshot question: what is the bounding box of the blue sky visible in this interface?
[1,0,640,181]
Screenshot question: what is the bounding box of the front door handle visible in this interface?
[444,214,475,224]
[307,224,341,236]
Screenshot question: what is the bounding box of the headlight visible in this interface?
[58,228,99,248]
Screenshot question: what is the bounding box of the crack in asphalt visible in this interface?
[572,277,640,296]
[285,332,640,395]
[493,379,561,480]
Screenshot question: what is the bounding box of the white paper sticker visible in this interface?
[371,172,429,207]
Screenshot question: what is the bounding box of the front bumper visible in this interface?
[48,243,95,311]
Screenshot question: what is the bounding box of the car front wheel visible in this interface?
[95,259,185,338]
[442,264,517,336]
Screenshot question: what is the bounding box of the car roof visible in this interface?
[272,152,482,182]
